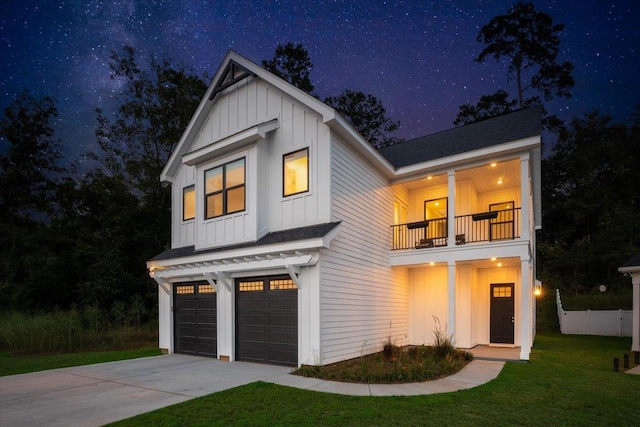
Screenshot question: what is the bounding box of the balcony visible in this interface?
[391,207,521,250]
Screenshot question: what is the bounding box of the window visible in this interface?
[205,158,245,219]
[183,186,195,221]
[283,148,309,196]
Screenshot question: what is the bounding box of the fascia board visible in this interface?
[228,52,337,123]
[618,266,640,273]
[182,118,278,166]
[393,136,541,180]
[147,237,329,270]
[326,115,396,179]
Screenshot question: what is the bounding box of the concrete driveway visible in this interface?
[0,354,292,427]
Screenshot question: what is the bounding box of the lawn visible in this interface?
[0,348,161,377]
[108,334,640,427]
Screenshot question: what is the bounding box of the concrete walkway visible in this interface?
[0,355,505,427]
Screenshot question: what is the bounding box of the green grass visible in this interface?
[0,348,161,377]
[108,334,640,427]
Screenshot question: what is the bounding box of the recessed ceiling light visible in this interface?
[497,262,503,267]
[491,257,497,261]
[497,178,503,185]
[429,262,435,266]
[490,162,497,168]
[427,176,433,180]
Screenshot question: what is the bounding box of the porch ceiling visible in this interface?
[393,158,521,192]
[457,257,521,269]
[456,159,520,193]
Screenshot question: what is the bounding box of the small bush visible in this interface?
[294,319,472,384]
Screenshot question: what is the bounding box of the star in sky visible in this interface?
[1,0,638,164]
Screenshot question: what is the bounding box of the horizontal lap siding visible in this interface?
[320,137,408,365]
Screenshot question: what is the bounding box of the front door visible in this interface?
[490,283,515,344]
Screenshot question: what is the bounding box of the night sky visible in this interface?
[1,0,638,166]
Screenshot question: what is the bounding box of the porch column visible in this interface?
[447,170,456,247]
[520,257,532,360]
[447,261,456,340]
[632,273,640,352]
[153,279,172,354]
[520,154,531,241]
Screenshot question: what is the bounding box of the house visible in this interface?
[619,251,640,352]
[147,50,543,367]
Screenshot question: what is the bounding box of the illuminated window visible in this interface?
[283,148,309,196]
[183,186,195,221]
[205,158,245,219]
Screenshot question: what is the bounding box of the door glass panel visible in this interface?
[238,281,264,292]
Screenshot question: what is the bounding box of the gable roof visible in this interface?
[379,106,543,169]
[160,50,395,182]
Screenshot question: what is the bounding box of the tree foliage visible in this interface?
[454,89,518,126]
[261,42,315,94]
[325,89,401,149]
[476,1,574,108]
[0,91,63,221]
[262,43,402,149]
[539,109,640,292]
[0,92,66,311]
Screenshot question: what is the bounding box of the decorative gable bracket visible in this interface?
[209,60,256,101]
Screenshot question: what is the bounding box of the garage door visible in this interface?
[174,282,217,357]
[236,276,298,366]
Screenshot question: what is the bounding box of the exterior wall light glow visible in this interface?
[534,284,542,297]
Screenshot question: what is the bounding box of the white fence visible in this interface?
[556,289,632,337]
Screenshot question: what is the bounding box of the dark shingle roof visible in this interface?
[379,106,543,168]
[622,250,640,268]
[149,222,341,262]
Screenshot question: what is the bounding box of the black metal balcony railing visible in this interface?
[391,207,521,250]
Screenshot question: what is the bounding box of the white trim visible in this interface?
[152,252,318,280]
[183,118,278,166]
[392,136,541,182]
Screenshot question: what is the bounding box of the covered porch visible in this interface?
[403,254,536,361]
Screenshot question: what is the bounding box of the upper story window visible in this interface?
[283,148,309,197]
[183,185,195,221]
[205,158,245,219]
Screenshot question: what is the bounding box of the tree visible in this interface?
[263,43,402,149]
[475,1,574,109]
[538,109,640,292]
[325,89,401,149]
[262,42,315,94]
[72,46,207,310]
[454,89,518,125]
[0,91,65,311]
[0,91,63,221]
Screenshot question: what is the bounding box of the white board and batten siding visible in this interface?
[320,136,409,365]
[175,76,330,251]
[172,164,196,248]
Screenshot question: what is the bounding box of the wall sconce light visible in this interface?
[534,284,542,297]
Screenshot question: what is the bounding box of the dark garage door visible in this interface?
[236,276,298,366]
[174,282,217,357]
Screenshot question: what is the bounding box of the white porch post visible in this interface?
[520,154,531,241]
[447,170,456,247]
[153,279,172,354]
[632,274,640,352]
[520,257,532,360]
[447,261,456,340]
